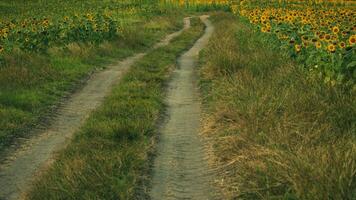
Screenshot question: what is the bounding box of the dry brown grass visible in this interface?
[200,12,356,199]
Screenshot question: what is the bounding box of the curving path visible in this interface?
[149,15,216,200]
[0,18,191,200]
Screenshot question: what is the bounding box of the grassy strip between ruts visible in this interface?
[25,17,204,200]
[199,12,355,199]
[0,14,183,152]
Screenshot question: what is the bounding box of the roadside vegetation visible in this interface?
[0,0,183,151]
[25,18,204,199]
[199,12,355,199]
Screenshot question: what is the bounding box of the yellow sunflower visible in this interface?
[339,42,346,49]
[295,44,302,53]
[327,44,336,53]
[316,42,322,49]
[332,26,339,34]
[349,35,356,45]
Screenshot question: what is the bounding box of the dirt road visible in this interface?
[149,15,216,200]
[0,18,191,200]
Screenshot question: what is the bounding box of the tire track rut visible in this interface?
[149,15,215,200]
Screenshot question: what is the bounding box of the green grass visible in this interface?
[25,17,204,199]
[199,12,356,199]
[0,14,183,152]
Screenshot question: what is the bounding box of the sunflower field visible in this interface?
[0,0,156,58]
[0,12,118,54]
[234,0,356,86]
[162,0,356,86]
[160,0,231,10]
